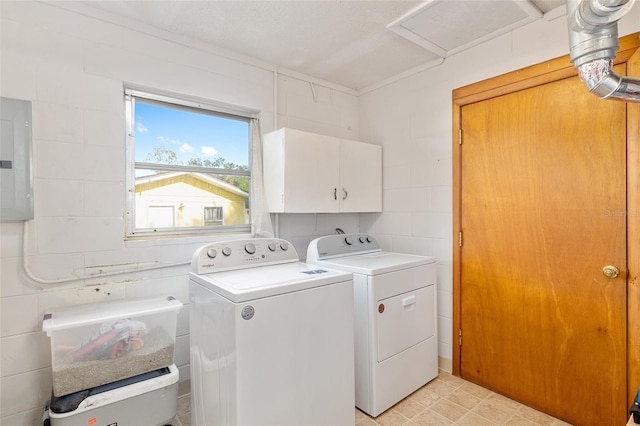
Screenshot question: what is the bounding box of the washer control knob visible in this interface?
[359,236,367,244]
[345,236,353,245]
[245,243,256,254]
[206,248,217,259]
[280,242,289,251]
[221,247,232,257]
[268,243,277,252]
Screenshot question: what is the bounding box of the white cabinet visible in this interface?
[264,128,339,213]
[263,128,382,213]
[338,138,382,213]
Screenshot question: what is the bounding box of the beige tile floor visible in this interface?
[173,371,571,426]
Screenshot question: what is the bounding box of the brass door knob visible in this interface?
[602,265,620,278]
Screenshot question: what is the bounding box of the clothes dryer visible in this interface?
[307,233,437,417]
[189,238,355,426]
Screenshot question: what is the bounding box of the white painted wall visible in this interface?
[0,2,360,424]
[1,1,638,424]
[358,7,640,370]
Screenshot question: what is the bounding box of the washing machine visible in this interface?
[307,233,438,417]
[189,238,355,426]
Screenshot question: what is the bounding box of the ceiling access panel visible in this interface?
[388,0,544,58]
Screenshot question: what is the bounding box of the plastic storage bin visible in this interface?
[45,364,179,426]
[43,296,182,397]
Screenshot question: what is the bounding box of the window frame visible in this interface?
[124,85,259,238]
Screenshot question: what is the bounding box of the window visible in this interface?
[125,87,256,237]
[203,206,224,226]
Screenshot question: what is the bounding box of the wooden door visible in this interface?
[458,70,627,425]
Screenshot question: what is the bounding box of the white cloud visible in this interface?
[136,122,148,133]
[156,136,183,146]
[180,143,194,153]
[201,146,218,157]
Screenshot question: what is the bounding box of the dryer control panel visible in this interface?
[307,233,381,261]
[191,238,299,274]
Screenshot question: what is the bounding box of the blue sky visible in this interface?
[134,101,249,167]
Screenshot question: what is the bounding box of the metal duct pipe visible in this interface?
[567,0,640,102]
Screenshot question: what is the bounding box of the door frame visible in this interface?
[452,32,640,406]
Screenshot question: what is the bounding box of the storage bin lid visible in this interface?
[42,296,182,334]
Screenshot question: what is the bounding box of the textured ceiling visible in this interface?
[78,0,567,91]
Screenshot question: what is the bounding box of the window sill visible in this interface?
[124,231,253,248]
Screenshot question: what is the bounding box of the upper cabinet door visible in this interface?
[339,139,382,213]
[264,128,339,213]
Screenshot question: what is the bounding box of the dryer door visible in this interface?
[376,285,435,362]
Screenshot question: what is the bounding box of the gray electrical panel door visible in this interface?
[1,97,33,221]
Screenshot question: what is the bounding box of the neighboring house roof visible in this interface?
[135,171,249,199]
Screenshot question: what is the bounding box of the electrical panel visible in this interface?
[1,97,33,221]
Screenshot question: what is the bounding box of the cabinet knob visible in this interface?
[342,188,348,200]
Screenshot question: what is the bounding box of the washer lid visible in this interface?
[189,262,352,302]
[310,251,435,275]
